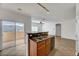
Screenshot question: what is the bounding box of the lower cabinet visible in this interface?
[45,38,51,55]
[29,37,54,56]
[37,41,46,56]
[29,39,37,56]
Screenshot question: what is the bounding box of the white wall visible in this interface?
[24,16,31,56]
[0,7,31,55]
[76,3,79,53]
[42,20,76,40]
[41,19,76,40]
[42,22,56,35]
[0,21,2,50]
[76,16,79,53]
[61,20,76,40]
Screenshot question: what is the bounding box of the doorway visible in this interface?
[56,24,61,37]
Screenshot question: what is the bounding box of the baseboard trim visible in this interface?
[61,37,76,40]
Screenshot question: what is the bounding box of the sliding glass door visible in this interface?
[16,22,26,56]
[2,21,25,56]
[2,21,16,56]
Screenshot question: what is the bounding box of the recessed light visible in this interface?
[17,8,22,11]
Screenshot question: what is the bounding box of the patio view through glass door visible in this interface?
[16,22,25,56]
[2,21,16,55]
[2,21,25,56]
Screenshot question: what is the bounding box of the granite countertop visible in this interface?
[31,35,55,42]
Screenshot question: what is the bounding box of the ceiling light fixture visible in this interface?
[37,3,50,13]
[17,8,22,11]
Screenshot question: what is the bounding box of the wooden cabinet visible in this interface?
[45,38,51,55]
[29,39,37,56]
[37,41,45,56]
[29,37,54,56]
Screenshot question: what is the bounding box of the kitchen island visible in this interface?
[27,32,55,56]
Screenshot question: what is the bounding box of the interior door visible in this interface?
[56,24,61,37]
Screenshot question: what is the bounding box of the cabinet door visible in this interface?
[30,39,37,56]
[37,41,45,56]
[45,38,51,55]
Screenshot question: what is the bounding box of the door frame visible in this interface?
[2,20,26,55]
[55,23,61,37]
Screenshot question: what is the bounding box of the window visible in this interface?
[2,21,15,32]
[32,26,38,33]
[16,23,24,32]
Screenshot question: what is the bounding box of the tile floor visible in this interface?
[0,44,26,56]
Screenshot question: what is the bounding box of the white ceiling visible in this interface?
[0,3,76,22]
